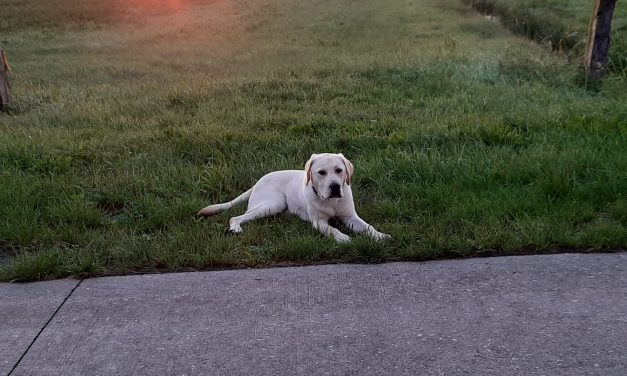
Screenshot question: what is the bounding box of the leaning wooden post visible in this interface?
[0,49,11,108]
[584,0,618,81]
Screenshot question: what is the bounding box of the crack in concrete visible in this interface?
[6,279,83,376]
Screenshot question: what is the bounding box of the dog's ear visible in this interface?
[339,153,354,185]
[304,154,318,186]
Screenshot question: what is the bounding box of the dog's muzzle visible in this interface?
[329,182,342,198]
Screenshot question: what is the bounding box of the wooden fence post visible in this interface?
[0,48,11,108]
[584,0,618,80]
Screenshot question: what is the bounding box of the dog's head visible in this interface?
[304,153,354,199]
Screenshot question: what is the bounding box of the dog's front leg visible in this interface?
[309,213,350,243]
[342,215,391,241]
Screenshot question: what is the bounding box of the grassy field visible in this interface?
[0,0,626,281]
[464,0,627,75]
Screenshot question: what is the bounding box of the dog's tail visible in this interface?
[197,188,253,217]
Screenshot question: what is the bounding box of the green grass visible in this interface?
[463,0,627,76]
[1,0,626,281]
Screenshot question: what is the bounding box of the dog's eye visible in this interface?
[318,170,327,176]
[335,168,343,174]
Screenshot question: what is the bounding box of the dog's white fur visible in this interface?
[197,153,390,243]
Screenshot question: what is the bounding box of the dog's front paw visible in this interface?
[374,232,392,242]
[335,233,351,243]
[229,224,243,234]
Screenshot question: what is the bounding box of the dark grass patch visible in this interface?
[462,0,627,78]
[462,0,581,51]
[0,148,74,175]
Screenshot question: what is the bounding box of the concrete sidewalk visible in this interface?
[1,253,626,376]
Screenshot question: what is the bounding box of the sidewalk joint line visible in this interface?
[7,279,84,376]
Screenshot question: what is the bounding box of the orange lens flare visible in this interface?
[131,0,188,12]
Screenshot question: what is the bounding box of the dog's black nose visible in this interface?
[329,182,341,197]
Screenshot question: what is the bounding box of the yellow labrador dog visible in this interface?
[197,153,390,243]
